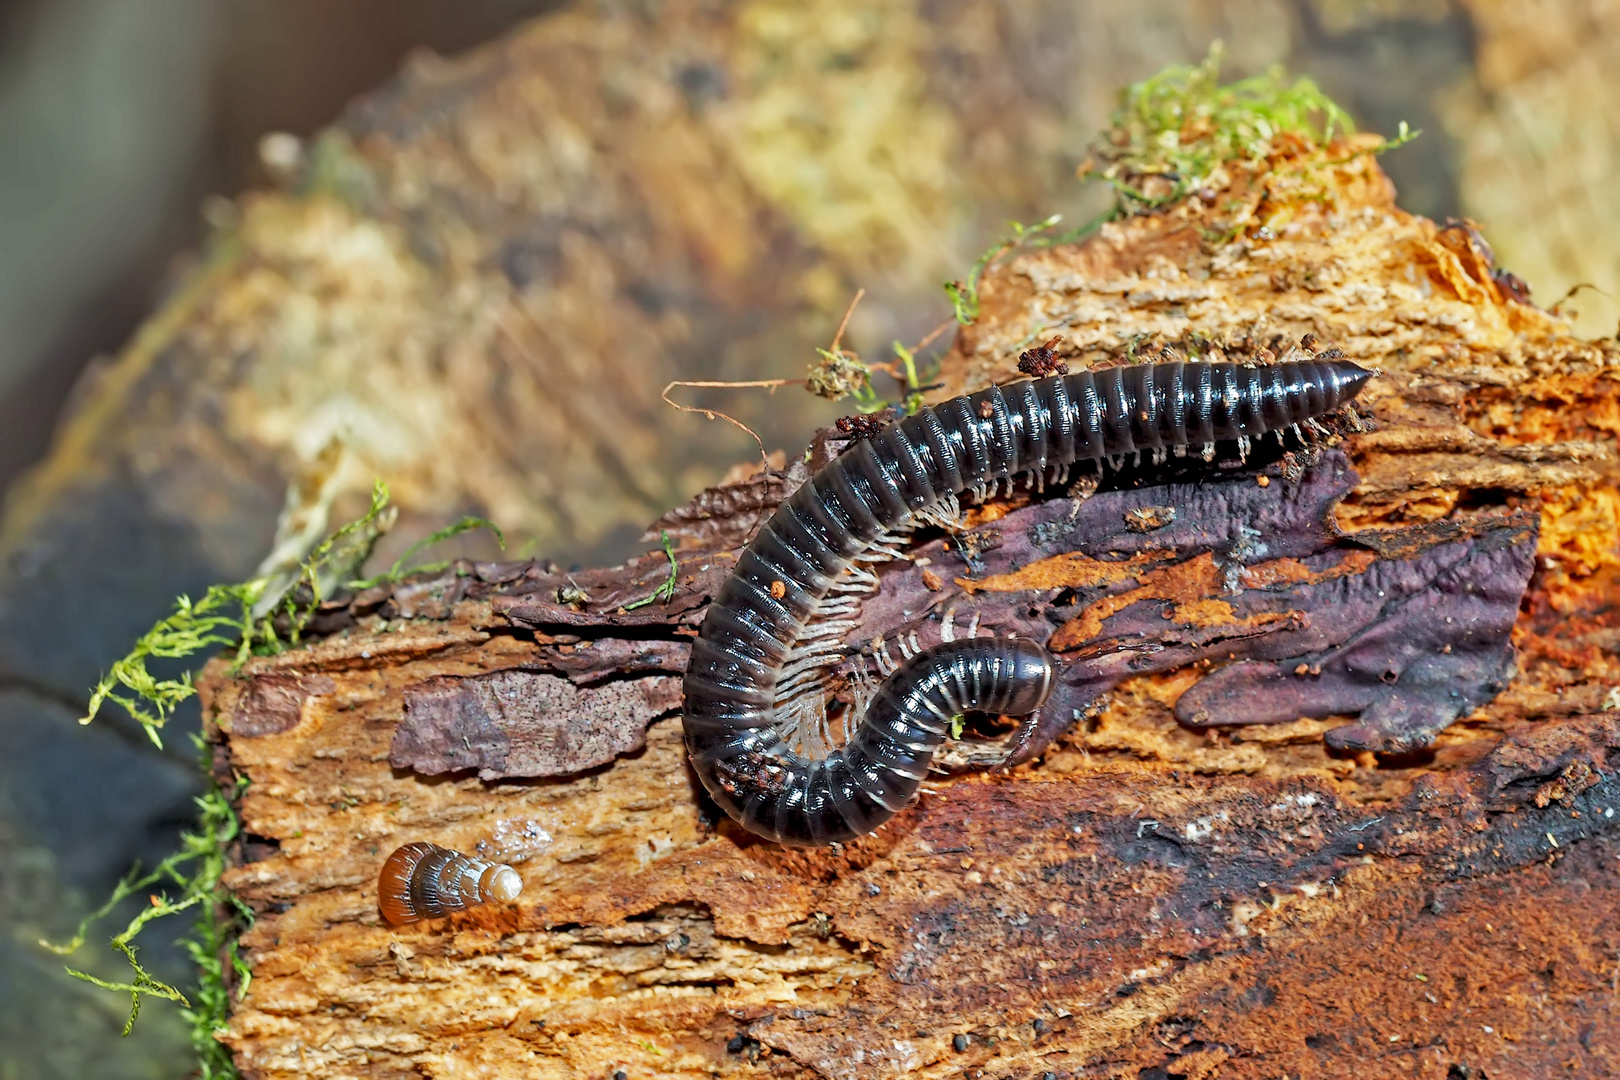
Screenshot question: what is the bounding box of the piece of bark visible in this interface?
[207,138,1620,1079]
[230,674,336,738]
[839,449,1538,763]
[392,670,681,780]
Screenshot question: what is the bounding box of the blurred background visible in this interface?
[0,0,569,498]
[0,0,1615,1076]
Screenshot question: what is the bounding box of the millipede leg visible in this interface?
[998,708,1045,769]
[873,634,897,675]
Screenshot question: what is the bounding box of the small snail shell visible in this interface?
[377,842,523,926]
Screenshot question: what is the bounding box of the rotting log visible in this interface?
[206,137,1620,1079]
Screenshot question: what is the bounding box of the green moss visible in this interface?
[944,213,1064,326]
[808,333,940,416]
[1087,45,1417,212]
[942,46,1414,325]
[1083,42,1360,215]
[347,512,505,592]
[620,530,679,611]
[805,343,876,403]
[80,580,267,749]
[884,340,931,417]
[82,482,501,749]
[60,482,503,1076]
[80,481,386,748]
[42,737,250,1078]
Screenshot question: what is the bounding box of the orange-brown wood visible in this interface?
[208,137,1620,1079]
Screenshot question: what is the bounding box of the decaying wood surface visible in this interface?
[205,139,1620,1079]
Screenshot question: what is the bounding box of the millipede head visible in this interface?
[378,841,523,926]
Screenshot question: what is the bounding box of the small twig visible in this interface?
[661,379,795,469]
[829,288,866,354]
[1548,281,1610,318]
[870,316,957,384]
[911,317,954,356]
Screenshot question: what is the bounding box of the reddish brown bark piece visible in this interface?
[391,670,682,780]
[383,439,1536,782]
[491,556,721,632]
[229,673,335,737]
[1176,514,1535,753]
[539,637,690,686]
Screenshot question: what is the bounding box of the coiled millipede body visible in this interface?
[683,352,1375,846]
[377,842,523,925]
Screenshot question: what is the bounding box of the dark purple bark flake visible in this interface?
[1173,513,1536,753]
[843,450,1537,761]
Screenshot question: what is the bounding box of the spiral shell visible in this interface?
[377,842,523,925]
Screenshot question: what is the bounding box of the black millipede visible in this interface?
[683,349,1375,846]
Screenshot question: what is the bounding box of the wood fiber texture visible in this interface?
[208,140,1620,1079]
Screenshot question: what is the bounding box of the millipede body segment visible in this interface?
[683,356,1375,845]
[378,842,523,925]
